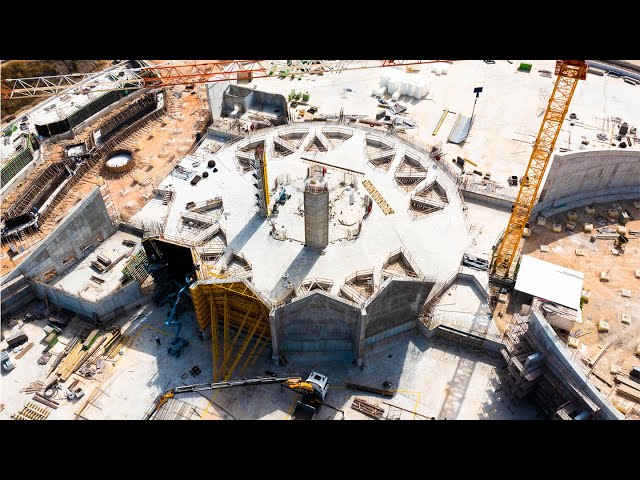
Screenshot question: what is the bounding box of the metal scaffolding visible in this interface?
[501,314,599,419]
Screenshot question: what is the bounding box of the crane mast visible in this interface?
[491,60,588,279]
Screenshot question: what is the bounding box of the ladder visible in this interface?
[362,179,394,215]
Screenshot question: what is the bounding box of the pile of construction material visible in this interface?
[375,70,433,100]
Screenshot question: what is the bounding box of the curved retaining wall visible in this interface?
[529,307,624,420]
[533,149,640,215]
[34,88,133,137]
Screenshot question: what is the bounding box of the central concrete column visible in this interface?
[304,175,329,249]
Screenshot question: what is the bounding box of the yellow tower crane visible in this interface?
[491,60,588,279]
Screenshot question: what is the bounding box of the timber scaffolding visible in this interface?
[499,314,599,419]
[4,158,74,221]
[191,279,272,382]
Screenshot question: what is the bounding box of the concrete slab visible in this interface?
[51,230,141,301]
[431,277,498,340]
[133,124,472,301]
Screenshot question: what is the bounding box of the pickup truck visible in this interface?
[1,350,16,371]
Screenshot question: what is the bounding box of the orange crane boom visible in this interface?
[1,60,452,100]
[491,60,588,279]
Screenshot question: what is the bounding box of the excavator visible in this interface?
[145,371,331,420]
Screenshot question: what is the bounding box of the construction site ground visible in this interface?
[1,85,209,277]
[0,299,539,420]
[521,199,640,408]
[252,60,640,191]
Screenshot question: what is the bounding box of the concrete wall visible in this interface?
[220,85,288,124]
[273,291,361,354]
[2,187,116,284]
[461,189,514,210]
[533,150,640,215]
[206,81,232,119]
[31,279,143,321]
[528,307,624,420]
[0,274,36,316]
[364,278,434,339]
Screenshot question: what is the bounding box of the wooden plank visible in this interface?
[82,329,100,349]
[592,371,614,388]
[56,342,84,381]
[97,254,112,266]
[91,261,105,272]
[617,384,640,402]
[14,342,34,359]
[32,395,59,410]
[615,375,640,391]
[588,342,611,368]
[351,397,384,419]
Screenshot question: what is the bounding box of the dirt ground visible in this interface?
[1,86,210,276]
[521,199,640,408]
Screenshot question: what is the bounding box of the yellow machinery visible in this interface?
[144,372,330,420]
[491,60,588,279]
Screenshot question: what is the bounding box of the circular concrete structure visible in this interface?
[139,123,476,358]
[105,149,134,174]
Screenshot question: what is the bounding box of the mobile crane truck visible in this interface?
[145,371,335,420]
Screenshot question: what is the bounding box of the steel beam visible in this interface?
[210,296,220,381]
[223,291,229,376]
[239,327,268,377]
[217,302,255,379]
[223,312,264,381]
[240,331,270,377]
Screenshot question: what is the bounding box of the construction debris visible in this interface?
[11,402,51,420]
[351,397,385,419]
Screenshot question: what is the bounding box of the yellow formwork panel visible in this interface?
[190,279,272,381]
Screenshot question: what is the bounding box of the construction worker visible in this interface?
[155,336,161,346]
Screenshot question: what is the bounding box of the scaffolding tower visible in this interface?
[501,314,600,419]
[250,145,270,217]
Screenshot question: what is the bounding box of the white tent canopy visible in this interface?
[514,255,583,311]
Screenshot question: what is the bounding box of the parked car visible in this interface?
[1,350,16,371]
